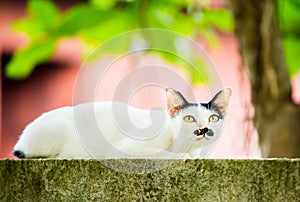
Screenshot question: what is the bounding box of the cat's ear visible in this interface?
[210,88,232,116]
[166,88,188,118]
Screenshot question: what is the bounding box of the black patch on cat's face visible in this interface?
[181,102,223,119]
[201,102,223,119]
[194,128,215,137]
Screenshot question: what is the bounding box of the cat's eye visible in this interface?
[183,115,196,123]
[209,114,220,122]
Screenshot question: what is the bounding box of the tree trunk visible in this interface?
[228,0,300,157]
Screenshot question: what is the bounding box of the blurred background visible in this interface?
[1,0,300,158]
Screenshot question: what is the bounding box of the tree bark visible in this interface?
[228,0,300,157]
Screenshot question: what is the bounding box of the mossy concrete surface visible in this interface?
[0,159,299,201]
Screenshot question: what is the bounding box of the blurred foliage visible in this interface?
[5,0,300,81]
[6,0,234,81]
[277,0,300,76]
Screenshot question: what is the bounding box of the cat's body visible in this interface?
[13,88,231,159]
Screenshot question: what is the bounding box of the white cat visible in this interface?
[13,88,231,159]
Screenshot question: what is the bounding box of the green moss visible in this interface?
[0,159,299,201]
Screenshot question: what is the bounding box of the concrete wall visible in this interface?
[0,159,299,201]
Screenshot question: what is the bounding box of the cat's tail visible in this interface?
[12,107,71,159]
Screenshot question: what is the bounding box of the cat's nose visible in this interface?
[194,127,209,136]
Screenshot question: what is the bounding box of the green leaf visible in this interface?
[5,40,57,79]
[89,0,116,10]
[282,35,300,76]
[160,51,178,64]
[84,31,132,62]
[278,0,300,34]
[199,9,235,32]
[80,11,135,45]
[12,0,59,38]
[28,0,60,30]
[57,4,107,36]
[12,18,45,38]
[80,11,135,59]
[148,2,194,35]
[143,30,208,84]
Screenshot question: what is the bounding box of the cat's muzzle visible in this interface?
[194,128,214,137]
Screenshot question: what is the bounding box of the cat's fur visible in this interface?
[13,88,231,159]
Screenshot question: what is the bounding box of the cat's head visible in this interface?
[166,87,232,152]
